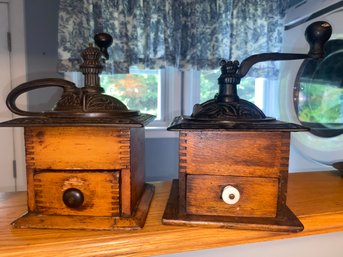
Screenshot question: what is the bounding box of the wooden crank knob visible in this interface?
[63,188,84,209]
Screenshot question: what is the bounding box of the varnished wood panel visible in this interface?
[178,171,187,215]
[25,127,129,170]
[277,134,291,215]
[186,175,278,217]
[129,128,145,215]
[0,172,342,257]
[178,135,188,215]
[12,184,154,230]
[24,127,132,216]
[33,171,120,216]
[180,131,290,178]
[164,180,302,232]
[117,128,131,216]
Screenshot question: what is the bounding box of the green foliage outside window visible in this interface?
[99,70,343,125]
[200,70,256,103]
[100,73,159,116]
[100,69,258,119]
[298,82,343,124]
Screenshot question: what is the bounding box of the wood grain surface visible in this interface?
[178,131,291,223]
[33,171,120,216]
[0,171,342,257]
[23,126,148,226]
[186,174,278,217]
[179,131,290,177]
[25,127,129,170]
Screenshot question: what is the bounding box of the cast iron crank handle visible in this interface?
[237,21,332,77]
[6,78,78,116]
[94,33,113,60]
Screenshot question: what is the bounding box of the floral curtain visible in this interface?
[58,0,288,77]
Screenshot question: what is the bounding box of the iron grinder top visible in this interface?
[1,33,154,128]
[168,21,332,132]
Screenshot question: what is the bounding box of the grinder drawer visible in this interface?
[33,170,120,217]
[186,174,278,217]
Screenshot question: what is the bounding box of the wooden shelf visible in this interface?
[0,171,342,256]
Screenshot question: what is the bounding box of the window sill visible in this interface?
[145,127,178,139]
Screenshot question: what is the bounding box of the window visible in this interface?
[294,39,343,137]
[66,66,276,136]
[200,70,259,106]
[100,67,162,119]
[181,69,278,119]
[65,67,181,133]
[100,67,182,131]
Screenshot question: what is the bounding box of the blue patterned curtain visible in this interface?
[58,0,288,76]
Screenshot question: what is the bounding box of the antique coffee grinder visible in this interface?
[0,34,155,230]
[162,21,332,232]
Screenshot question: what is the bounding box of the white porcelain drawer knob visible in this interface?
[222,185,240,205]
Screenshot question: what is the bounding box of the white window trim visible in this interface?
[145,66,181,138]
[6,0,28,191]
[182,69,200,116]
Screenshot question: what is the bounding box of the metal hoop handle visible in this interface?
[6,78,78,116]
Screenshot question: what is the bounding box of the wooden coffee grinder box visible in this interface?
[0,34,155,230]
[162,21,332,232]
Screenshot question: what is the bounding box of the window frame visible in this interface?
[64,67,182,138]
[65,68,278,138]
[184,69,279,119]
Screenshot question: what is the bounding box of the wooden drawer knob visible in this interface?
[221,185,240,205]
[63,188,84,209]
